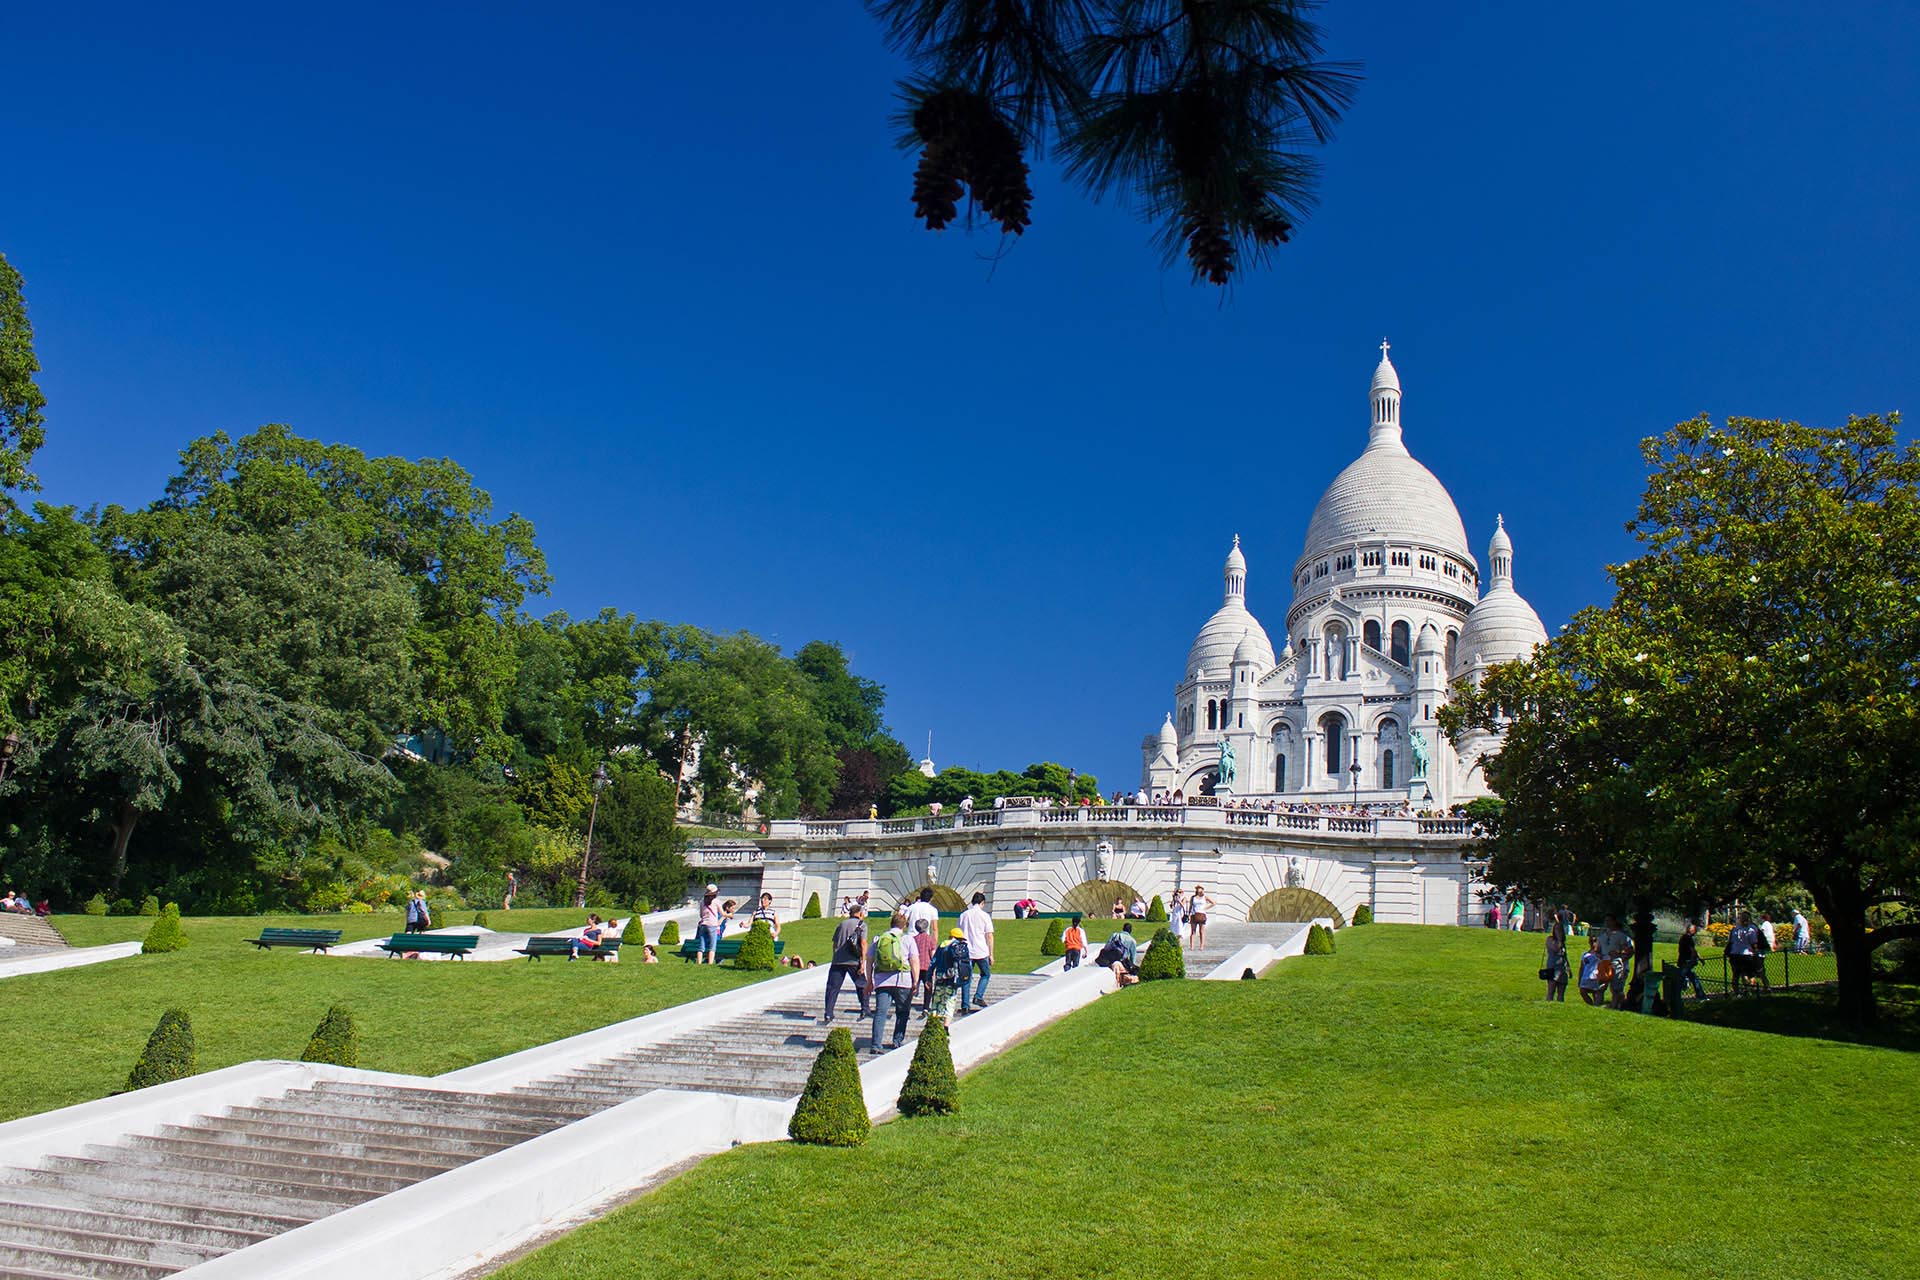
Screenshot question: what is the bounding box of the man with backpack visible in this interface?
[822,905,870,1026]
[930,927,970,1021]
[869,910,919,1053]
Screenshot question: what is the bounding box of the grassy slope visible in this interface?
[4,911,764,1122]
[496,925,1920,1280]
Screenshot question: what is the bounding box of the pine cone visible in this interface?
[1186,215,1234,285]
[912,143,966,230]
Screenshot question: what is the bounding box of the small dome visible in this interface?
[1159,714,1178,746]
[1371,348,1401,395]
[1232,630,1263,665]
[1415,621,1444,655]
[1224,534,1246,574]
[1456,517,1547,676]
[1188,604,1276,676]
[1489,513,1512,558]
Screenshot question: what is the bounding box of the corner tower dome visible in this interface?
[1298,343,1473,580]
[1187,536,1276,676]
[1454,515,1549,678]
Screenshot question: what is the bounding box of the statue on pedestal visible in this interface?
[1285,856,1304,888]
[927,857,938,886]
[1095,841,1114,882]
[1218,739,1237,791]
[1410,727,1431,781]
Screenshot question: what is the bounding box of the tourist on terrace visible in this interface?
[1168,889,1187,937]
[1758,913,1778,955]
[1728,911,1766,994]
[503,869,517,910]
[869,910,918,1053]
[905,888,940,943]
[1595,915,1634,1007]
[822,905,870,1024]
[960,891,995,1012]
[1542,930,1569,1001]
[1188,886,1214,951]
[752,892,780,940]
[693,885,725,965]
[1792,909,1811,953]
[1128,896,1148,919]
[571,914,607,960]
[1676,921,1709,1004]
[1111,897,1125,919]
[959,795,974,814]
[1577,938,1605,1005]
[912,917,938,1013]
[930,928,969,1020]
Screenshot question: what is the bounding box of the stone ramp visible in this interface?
[1178,920,1307,972]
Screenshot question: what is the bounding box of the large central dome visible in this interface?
[1298,347,1472,568]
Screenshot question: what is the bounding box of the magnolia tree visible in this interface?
[1444,413,1920,1024]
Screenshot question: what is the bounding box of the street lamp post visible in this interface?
[575,763,611,909]
[1349,761,1361,807]
[0,729,20,782]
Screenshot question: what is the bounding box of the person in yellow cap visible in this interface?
[929,925,971,1022]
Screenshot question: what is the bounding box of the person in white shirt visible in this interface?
[959,892,995,1012]
[1187,886,1214,950]
[904,888,940,945]
[1792,909,1810,953]
[1759,914,1777,953]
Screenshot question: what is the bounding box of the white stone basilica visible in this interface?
[1140,344,1547,807]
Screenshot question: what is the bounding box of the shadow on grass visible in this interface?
[1686,985,1920,1052]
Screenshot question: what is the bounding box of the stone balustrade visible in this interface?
[768,806,1479,843]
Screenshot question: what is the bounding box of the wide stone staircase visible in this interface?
[0,916,66,950]
[0,970,1053,1278]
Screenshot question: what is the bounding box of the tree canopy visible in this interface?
[0,252,47,501]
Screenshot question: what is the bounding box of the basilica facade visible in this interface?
[1141,345,1548,807]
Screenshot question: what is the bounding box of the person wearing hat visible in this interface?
[929,925,971,1022]
[694,884,728,965]
[821,902,871,1024]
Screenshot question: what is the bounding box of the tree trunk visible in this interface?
[108,802,138,891]
[1810,876,1878,1027]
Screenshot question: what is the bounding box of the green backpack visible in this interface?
[875,929,911,973]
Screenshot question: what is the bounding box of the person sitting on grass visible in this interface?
[571,914,607,960]
[1577,937,1605,1006]
[642,943,659,964]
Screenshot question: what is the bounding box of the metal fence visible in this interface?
[1681,947,1836,997]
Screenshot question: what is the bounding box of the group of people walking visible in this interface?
[1540,906,1813,1008]
[822,889,996,1054]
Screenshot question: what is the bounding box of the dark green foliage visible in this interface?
[301,1004,358,1067]
[138,894,160,917]
[734,919,779,971]
[788,1026,870,1146]
[82,893,107,916]
[1305,923,1336,955]
[623,913,646,946]
[471,912,489,928]
[898,1014,958,1116]
[1353,904,1374,927]
[1146,894,1168,922]
[592,767,688,909]
[1138,927,1185,981]
[658,919,680,947]
[0,251,48,497]
[803,892,823,919]
[141,902,187,954]
[1241,967,1258,980]
[109,898,135,916]
[1039,917,1066,956]
[125,1007,195,1090]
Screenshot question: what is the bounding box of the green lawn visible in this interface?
[495,925,1920,1280]
[3,911,766,1122]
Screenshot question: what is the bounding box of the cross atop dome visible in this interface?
[1379,339,1390,359]
[1370,339,1402,441]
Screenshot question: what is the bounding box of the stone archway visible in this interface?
[1248,887,1346,928]
[1060,879,1139,918]
[907,884,967,914]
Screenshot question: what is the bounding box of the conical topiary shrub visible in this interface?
[138,894,161,917]
[623,913,647,946]
[471,911,490,928]
[1039,917,1066,956]
[1353,904,1374,926]
[1138,927,1186,981]
[125,1008,196,1090]
[83,893,108,916]
[141,902,188,954]
[734,919,779,971]
[1304,923,1336,955]
[302,1004,358,1067]
[1146,894,1168,922]
[658,919,680,947]
[803,892,823,919]
[788,1026,869,1146]
[898,1014,958,1116]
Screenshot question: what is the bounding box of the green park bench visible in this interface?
[516,935,624,961]
[677,936,786,962]
[244,927,344,953]
[378,933,480,959]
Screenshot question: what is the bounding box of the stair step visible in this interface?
[0,1181,315,1235]
[0,1239,180,1279]
[190,1116,515,1160]
[76,1144,430,1194]
[125,1132,467,1179]
[0,1217,219,1269]
[231,1099,555,1142]
[0,1199,266,1251]
[5,1168,341,1224]
[34,1156,380,1210]
[305,1082,593,1123]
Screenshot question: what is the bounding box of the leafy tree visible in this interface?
[868,0,1359,285]
[1445,413,1920,1025]
[0,252,47,502]
[591,766,687,911]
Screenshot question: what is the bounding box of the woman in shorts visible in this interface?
[1188,885,1213,951]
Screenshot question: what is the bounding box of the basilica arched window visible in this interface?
[1445,629,1459,672]
[1206,700,1217,731]
[1390,620,1411,666]
[1320,711,1347,775]
[1382,750,1395,790]
[1363,619,1382,651]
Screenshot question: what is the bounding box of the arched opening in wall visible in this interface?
[1061,879,1141,918]
[1381,750,1394,790]
[1319,711,1347,776]
[1206,700,1217,731]
[1248,887,1346,927]
[1445,629,1459,672]
[1390,620,1411,666]
[1363,619,1382,651]
[903,885,967,914]
[1323,623,1348,679]
[1275,754,1287,791]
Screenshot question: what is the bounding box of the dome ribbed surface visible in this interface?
[1187,607,1275,678]
[1454,585,1548,675]
[1301,440,1472,568]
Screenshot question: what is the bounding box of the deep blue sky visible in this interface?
[10,2,1916,790]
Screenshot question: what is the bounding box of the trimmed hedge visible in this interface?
[141,902,188,954]
[1146,894,1168,922]
[82,893,108,916]
[734,919,779,971]
[302,1004,359,1067]
[126,1008,196,1091]
[898,1014,958,1116]
[1305,922,1336,955]
[789,1027,869,1146]
[1039,918,1066,956]
[471,912,490,928]
[623,913,647,946]
[803,892,823,919]
[1138,927,1186,981]
[658,919,680,947]
[138,894,161,917]
[1353,903,1374,926]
